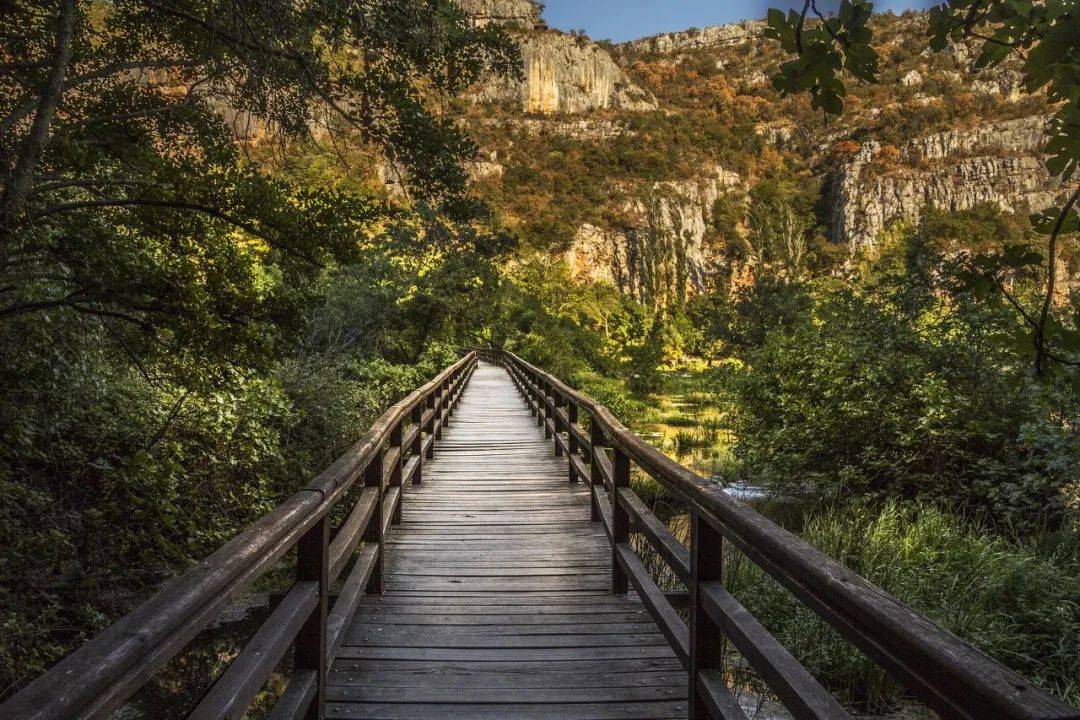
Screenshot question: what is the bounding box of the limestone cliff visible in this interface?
[457,0,542,28]
[566,167,741,304]
[473,31,657,114]
[619,21,761,55]
[831,116,1062,251]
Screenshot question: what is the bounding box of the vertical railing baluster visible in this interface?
[448,368,457,418]
[611,446,630,595]
[543,381,553,438]
[689,510,724,720]
[435,380,445,441]
[527,369,537,416]
[389,420,403,524]
[295,514,328,720]
[588,420,605,523]
[425,390,436,460]
[441,375,451,429]
[411,403,423,485]
[362,445,385,595]
[553,393,565,458]
[535,375,544,427]
[567,402,579,482]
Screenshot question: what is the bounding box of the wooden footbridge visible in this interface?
[4,352,1077,720]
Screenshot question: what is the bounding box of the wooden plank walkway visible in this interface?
[328,363,687,719]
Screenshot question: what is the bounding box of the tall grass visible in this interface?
[727,500,1080,711]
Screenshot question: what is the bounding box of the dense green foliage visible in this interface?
[729,236,1079,530]
[0,0,520,698]
[1,0,1077,712]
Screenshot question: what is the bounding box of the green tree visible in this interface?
[0,0,522,697]
[732,244,1078,531]
[0,0,520,351]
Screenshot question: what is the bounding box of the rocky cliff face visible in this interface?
[831,116,1060,251]
[619,21,761,55]
[457,0,542,28]
[566,167,741,304]
[474,31,657,114]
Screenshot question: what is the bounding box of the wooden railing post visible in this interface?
[689,510,724,720]
[435,381,445,440]
[448,370,457,418]
[425,391,436,459]
[411,403,424,484]
[534,376,544,427]
[542,381,553,438]
[553,394,566,458]
[526,370,535,416]
[389,420,404,524]
[611,447,630,595]
[588,420,605,522]
[295,515,329,720]
[362,446,386,595]
[567,402,579,481]
[441,376,451,428]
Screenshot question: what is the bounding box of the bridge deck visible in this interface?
[328,363,687,719]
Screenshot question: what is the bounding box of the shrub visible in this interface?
[731,276,1078,531]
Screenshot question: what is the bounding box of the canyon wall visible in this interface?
[566,167,741,303]
[619,21,761,55]
[457,0,542,28]
[831,116,1060,251]
[473,31,657,114]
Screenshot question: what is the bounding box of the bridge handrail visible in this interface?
[499,349,1078,720]
[1,352,478,720]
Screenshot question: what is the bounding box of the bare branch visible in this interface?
[1034,185,1080,374]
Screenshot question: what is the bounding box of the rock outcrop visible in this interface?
[457,0,542,28]
[476,116,632,140]
[475,31,657,114]
[566,166,741,304]
[620,22,761,55]
[903,116,1047,163]
[830,116,1060,250]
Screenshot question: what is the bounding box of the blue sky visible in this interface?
[540,1,937,42]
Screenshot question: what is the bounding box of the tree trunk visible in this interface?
[0,0,78,244]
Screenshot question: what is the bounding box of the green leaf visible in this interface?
[974,40,1014,69]
[1030,207,1079,235]
[1001,243,1044,268]
[814,88,845,115]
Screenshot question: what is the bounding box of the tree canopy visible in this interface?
[0,0,520,364]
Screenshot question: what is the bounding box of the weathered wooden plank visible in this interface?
[700,581,849,720]
[326,701,688,720]
[618,486,690,585]
[329,363,684,719]
[615,543,689,668]
[189,581,318,720]
[331,658,686,673]
[327,669,685,689]
[326,686,685,704]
